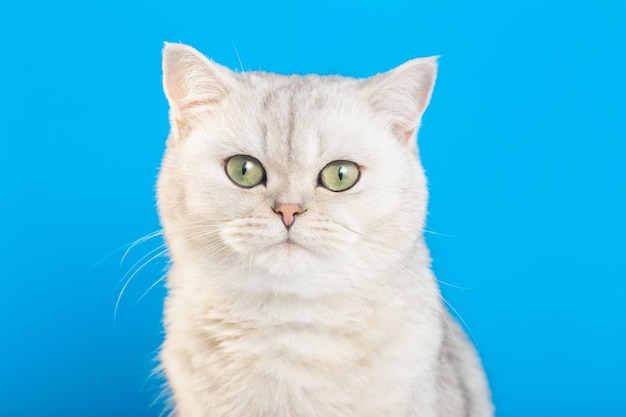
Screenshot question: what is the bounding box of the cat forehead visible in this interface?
[233,73,373,166]
[245,73,363,118]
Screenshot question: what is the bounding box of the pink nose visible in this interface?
[273,203,304,228]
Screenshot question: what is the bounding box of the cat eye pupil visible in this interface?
[319,160,360,192]
[225,155,265,188]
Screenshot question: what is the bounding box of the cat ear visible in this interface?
[365,57,438,145]
[162,42,236,139]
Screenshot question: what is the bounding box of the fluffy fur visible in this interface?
[157,42,493,417]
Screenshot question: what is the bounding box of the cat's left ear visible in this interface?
[365,57,438,146]
[162,42,237,140]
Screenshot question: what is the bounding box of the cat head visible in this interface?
[158,43,437,296]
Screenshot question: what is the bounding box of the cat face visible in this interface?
[158,44,436,295]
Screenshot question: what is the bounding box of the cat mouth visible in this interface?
[276,237,305,250]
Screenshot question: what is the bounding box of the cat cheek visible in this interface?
[219,220,285,253]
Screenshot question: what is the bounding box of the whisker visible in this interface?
[439,296,477,348]
[437,280,471,290]
[115,248,169,322]
[231,42,246,73]
[88,229,162,271]
[121,230,164,266]
[135,271,169,304]
[423,229,456,238]
[336,222,363,236]
[119,244,167,286]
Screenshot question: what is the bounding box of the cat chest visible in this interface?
[165,292,416,416]
[185,323,407,417]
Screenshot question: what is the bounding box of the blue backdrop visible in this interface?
[1,1,624,416]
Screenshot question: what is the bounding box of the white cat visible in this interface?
[157,42,493,417]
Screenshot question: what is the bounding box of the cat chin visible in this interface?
[236,245,359,296]
[253,243,318,275]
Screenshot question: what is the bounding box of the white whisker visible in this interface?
[121,230,164,266]
[136,272,169,304]
[231,42,245,73]
[115,248,169,322]
[423,229,456,238]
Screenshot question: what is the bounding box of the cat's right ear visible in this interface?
[162,42,236,140]
[364,57,438,148]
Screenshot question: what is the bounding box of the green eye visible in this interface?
[319,160,360,192]
[225,155,266,188]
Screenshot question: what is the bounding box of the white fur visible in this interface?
[157,43,493,417]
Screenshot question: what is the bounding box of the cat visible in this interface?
[156,42,493,417]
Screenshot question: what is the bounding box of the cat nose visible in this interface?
[272,203,304,228]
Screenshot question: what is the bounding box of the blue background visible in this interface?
[1,1,624,416]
